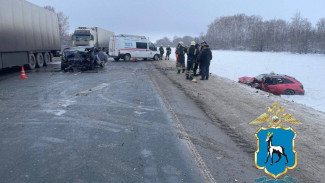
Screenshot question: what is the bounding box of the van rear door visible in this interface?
[109,35,119,57]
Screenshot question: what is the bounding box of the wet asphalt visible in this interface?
[0,59,262,183]
[0,60,205,183]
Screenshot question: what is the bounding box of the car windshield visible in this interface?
[255,74,267,81]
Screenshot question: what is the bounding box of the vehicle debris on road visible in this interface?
[61,46,108,72]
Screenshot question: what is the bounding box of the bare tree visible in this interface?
[316,18,325,53]
[44,6,72,50]
[155,37,172,46]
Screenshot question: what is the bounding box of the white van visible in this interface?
[109,34,160,61]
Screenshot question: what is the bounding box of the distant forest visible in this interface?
[155,13,325,54]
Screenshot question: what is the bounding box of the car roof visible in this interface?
[264,74,294,78]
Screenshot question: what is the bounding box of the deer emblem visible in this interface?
[265,132,288,165]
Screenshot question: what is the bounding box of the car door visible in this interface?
[262,77,278,94]
[148,42,156,58]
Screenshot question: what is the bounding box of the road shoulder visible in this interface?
[150,59,325,182]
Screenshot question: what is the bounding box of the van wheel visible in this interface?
[44,52,51,66]
[154,54,159,61]
[27,54,36,70]
[36,53,44,68]
[114,57,120,61]
[285,89,295,95]
[143,58,147,61]
[124,54,131,61]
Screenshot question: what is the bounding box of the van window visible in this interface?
[148,43,156,51]
[136,42,147,49]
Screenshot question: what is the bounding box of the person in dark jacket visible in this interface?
[166,45,171,60]
[197,41,207,75]
[159,45,164,60]
[186,41,198,80]
[176,42,186,74]
[199,44,212,80]
[193,43,200,76]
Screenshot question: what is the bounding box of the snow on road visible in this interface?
[169,49,325,112]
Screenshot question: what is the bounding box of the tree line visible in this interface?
[156,13,325,54]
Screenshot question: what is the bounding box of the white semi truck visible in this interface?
[0,0,61,70]
[72,27,114,52]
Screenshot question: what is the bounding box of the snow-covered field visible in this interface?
[170,49,325,112]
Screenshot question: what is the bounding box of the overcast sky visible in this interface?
[27,0,325,42]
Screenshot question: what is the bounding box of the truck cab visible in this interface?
[72,27,114,53]
[72,27,96,47]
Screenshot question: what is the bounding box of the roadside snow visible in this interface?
[170,50,325,112]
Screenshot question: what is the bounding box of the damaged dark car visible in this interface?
[61,46,108,71]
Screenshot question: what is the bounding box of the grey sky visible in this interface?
[27,0,325,42]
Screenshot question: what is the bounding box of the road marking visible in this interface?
[150,73,216,183]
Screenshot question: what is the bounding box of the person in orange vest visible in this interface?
[175,43,180,69]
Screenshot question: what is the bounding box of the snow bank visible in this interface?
[170,49,325,112]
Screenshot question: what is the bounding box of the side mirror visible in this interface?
[91,35,94,40]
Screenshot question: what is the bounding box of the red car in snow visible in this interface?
[238,74,305,95]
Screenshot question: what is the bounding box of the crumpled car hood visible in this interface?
[65,51,90,62]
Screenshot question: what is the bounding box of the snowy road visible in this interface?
[170,49,325,112]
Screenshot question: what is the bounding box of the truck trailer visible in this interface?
[0,0,61,70]
[72,27,114,52]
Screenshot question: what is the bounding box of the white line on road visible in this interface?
[150,73,217,183]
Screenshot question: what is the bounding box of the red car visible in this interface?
[238,74,305,95]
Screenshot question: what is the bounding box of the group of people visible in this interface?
[159,41,212,81]
[159,45,171,60]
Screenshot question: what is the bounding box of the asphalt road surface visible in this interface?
[0,59,261,183]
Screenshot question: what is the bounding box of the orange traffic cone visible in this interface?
[132,57,136,62]
[20,66,28,79]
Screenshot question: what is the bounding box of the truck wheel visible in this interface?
[61,62,68,71]
[124,54,131,61]
[44,52,51,66]
[50,53,54,62]
[114,57,120,61]
[27,54,36,70]
[154,54,159,61]
[36,53,44,68]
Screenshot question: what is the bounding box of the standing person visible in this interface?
[198,41,207,76]
[175,43,180,68]
[200,44,212,80]
[176,42,186,74]
[159,45,164,60]
[193,43,200,76]
[186,41,198,80]
[166,45,171,60]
